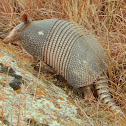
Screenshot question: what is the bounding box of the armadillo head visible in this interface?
[3,14,31,44]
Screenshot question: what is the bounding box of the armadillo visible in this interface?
[3,13,123,115]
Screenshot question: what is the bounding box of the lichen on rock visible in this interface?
[0,42,87,126]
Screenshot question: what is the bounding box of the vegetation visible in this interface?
[0,0,126,125]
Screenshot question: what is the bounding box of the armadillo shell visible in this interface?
[20,19,108,88]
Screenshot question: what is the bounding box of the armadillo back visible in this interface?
[20,19,107,88]
[20,19,58,60]
[42,19,107,88]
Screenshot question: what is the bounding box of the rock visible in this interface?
[1,40,122,126]
[0,40,93,126]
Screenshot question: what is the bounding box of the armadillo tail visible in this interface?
[95,75,124,116]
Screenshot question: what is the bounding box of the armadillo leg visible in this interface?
[31,59,40,67]
[82,85,96,102]
[95,75,124,115]
[32,59,54,73]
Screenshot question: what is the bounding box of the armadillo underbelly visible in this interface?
[20,19,107,88]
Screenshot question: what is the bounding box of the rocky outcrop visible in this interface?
[0,40,91,126]
[0,40,124,126]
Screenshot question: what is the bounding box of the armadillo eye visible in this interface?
[15,29,21,34]
[16,29,20,32]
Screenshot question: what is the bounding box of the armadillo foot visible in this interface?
[31,59,40,67]
[83,85,96,103]
[32,60,54,73]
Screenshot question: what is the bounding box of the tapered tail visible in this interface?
[95,75,124,116]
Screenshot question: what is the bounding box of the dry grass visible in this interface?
[0,0,126,125]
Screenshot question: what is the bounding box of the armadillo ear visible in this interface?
[21,13,31,24]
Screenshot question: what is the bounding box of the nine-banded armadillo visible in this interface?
[3,13,123,115]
